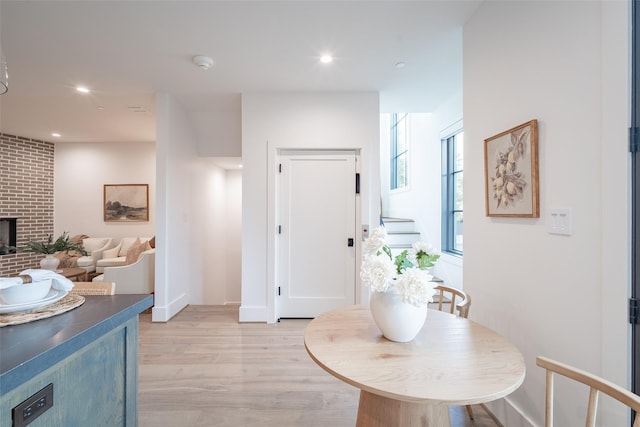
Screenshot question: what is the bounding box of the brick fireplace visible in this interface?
[0,133,54,276]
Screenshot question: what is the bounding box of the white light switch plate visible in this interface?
[548,208,572,236]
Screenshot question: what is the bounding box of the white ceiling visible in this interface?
[0,0,481,145]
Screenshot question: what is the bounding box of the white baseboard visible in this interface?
[151,292,188,322]
[239,305,268,322]
[484,397,536,427]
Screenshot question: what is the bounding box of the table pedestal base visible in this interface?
[356,390,451,427]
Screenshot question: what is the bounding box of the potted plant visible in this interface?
[20,232,87,270]
[360,226,440,342]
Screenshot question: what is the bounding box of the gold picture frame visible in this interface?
[484,120,539,217]
[104,184,149,222]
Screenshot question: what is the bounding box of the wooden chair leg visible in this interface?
[466,404,474,420]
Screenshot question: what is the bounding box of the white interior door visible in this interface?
[277,151,356,318]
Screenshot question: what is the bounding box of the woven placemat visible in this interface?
[0,294,85,327]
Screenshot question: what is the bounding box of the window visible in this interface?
[442,131,463,255]
[390,113,409,190]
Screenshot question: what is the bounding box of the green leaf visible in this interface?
[394,250,413,274]
[382,245,393,260]
[416,252,440,270]
[20,232,87,255]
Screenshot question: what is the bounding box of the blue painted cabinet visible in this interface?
[0,318,138,427]
[0,295,152,427]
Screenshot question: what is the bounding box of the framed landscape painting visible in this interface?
[104,184,149,222]
[484,120,539,218]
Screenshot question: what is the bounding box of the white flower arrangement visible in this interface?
[360,226,440,307]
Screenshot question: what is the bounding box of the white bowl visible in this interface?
[0,279,53,305]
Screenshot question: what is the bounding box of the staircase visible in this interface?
[381,217,420,253]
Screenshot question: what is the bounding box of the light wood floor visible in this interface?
[138,305,502,427]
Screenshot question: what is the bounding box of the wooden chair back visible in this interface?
[432,284,471,318]
[536,356,640,427]
[69,281,116,296]
[431,284,473,420]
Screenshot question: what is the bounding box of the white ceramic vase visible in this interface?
[40,253,60,271]
[369,290,427,342]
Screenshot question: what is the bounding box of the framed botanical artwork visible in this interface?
[484,120,539,217]
[104,184,149,222]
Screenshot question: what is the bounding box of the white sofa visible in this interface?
[96,237,152,273]
[93,248,155,294]
[75,237,115,274]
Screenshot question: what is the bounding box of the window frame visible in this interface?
[441,130,463,256]
[390,113,409,191]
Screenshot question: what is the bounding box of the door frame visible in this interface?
[266,142,362,323]
[632,0,640,403]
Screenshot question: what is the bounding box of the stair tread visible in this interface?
[382,217,415,223]
[387,231,420,234]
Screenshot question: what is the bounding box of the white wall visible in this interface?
[240,92,380,322]
[193,110,241,156]
[189,161,242,305]
[54,141,156,240]
[464,2,629,426]
[179,92,242,157]
[154,93,199,321]
[155,96,243,316]
[190,159,227,304]
[155,96,242,316]
[225,169,242,303]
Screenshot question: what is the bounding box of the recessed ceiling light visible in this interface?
[51,133,61,138]
[395,62,406,69]
[97,106,105,110]
[76,86,90,94]
[320,55,333,64]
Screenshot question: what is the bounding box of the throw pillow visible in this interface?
[82,237,110,253]
[149,236,155,249]
[119,237,140,257]
[124,238,145,265]
[70,234,89,245]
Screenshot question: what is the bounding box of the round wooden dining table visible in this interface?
[304,305,525,427]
